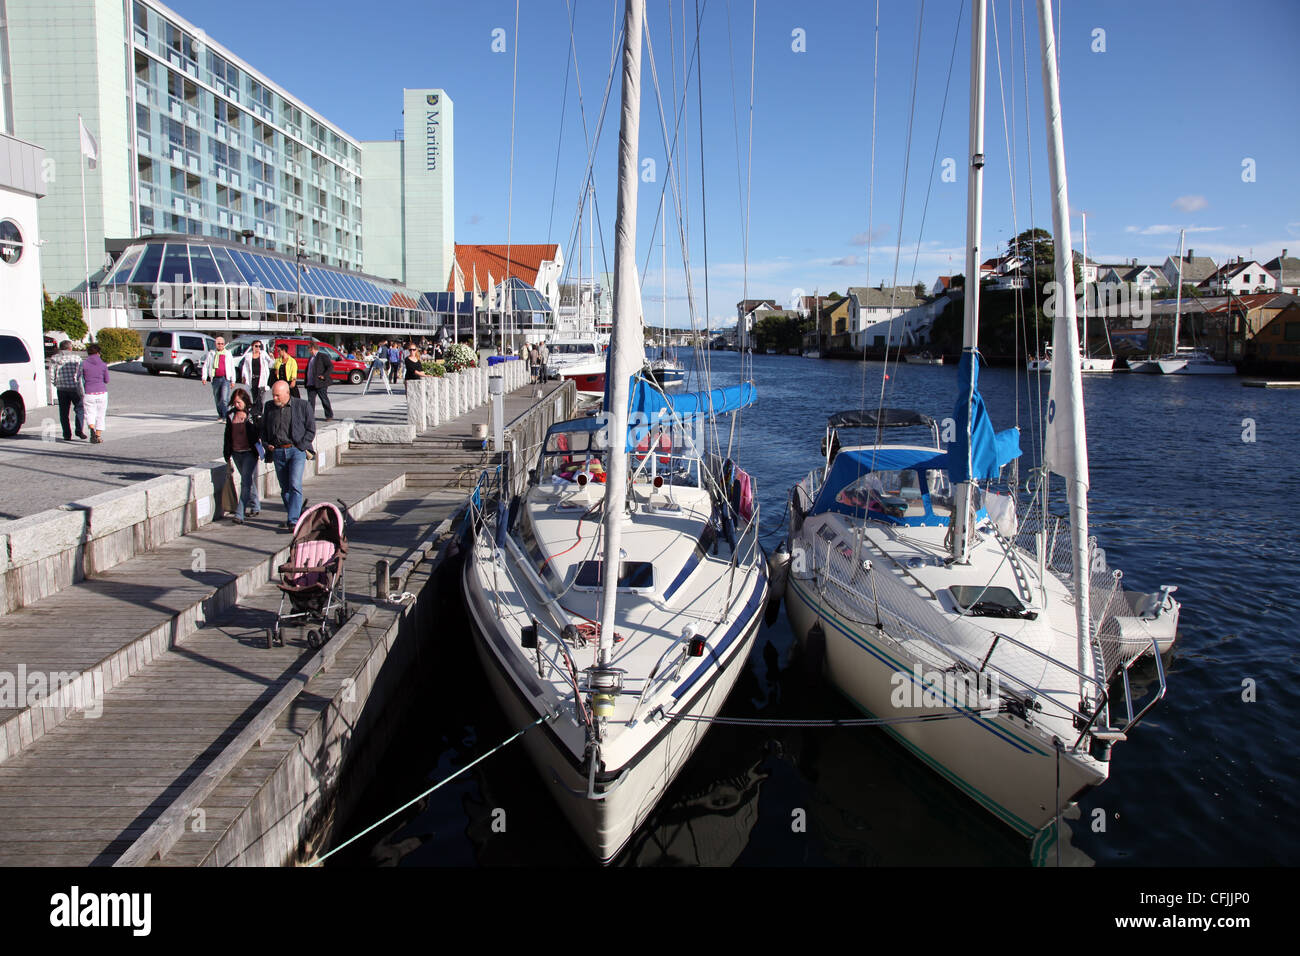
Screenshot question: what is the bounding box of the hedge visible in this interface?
[96,327,143,364]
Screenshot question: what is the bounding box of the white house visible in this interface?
[0,130,49,413]
[848,285,942,347]
[1198,258,1277,296]
[1098,261,1168,293]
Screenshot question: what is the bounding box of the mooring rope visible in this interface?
[664,709,992,728]
[312,713,550,866]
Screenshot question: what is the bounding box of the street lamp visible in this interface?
[296,230,306,329]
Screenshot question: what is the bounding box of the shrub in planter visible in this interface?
[96,327,144,364]
[421,360,446,377]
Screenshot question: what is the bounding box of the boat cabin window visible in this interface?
[836,469,926,519]
[551,343,599,356]
[573,560,655,591]
[949,585,1037,620]
[541,427,609,484]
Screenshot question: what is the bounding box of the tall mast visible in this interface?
[950,0,987,564]
[1080,212,1088,357]
[597,0,644,666]
[1172,227,1185,355]
[1036,0,1092,703]
[662,201,667,346]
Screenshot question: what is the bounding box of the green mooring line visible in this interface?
[312,713,549,866]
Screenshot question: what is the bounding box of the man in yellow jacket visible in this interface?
[271,344,300,403]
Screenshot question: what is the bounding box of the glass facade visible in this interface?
[129,0,363,271]
[105,237,436,331]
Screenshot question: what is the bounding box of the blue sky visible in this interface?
[169,0,1300,327]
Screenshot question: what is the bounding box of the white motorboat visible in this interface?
[462,0,767,863]
[905,351,944,365]
[1027,345,1053,372]
[777,0,1176,840]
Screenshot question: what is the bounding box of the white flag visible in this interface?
[78,116,98,169]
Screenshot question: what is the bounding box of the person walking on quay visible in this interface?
[237,339,271,408]
[201,336,235,419]
[528,342,541,383]
[81,343,110,444]
[404,343,427,383]
[305,341,335,421]
[261,380,315,532]
[387,341,402,384]
[364,340,392,395]
[272,343,300,399]
[538,339,549,383]
[48,340,87,442]
[223,387,262,524]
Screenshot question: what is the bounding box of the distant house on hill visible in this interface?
[1098,261,1168,293]
[1198,258,1276,296]
[1160,248,1217,289]
[1262,251,1300,295]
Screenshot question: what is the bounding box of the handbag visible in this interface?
[220,463,239,515]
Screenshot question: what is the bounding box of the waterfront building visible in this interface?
[847,285,933,348]
[101,233,437,337]
[360,89,454,294]
[3,0,455,316]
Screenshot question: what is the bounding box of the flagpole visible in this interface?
[78,114,91,306]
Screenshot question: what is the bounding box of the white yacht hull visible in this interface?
[783,573,1106,836]
[1079,357,1114,372]
[462,518,768,862]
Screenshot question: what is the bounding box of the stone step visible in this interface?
[0,465,405,769]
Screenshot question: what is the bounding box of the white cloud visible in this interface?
[850,227,889,246]
[1171,195,1208,213]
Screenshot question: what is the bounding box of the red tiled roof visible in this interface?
[447,244,560,291]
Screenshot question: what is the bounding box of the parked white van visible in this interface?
[0,329,42,437]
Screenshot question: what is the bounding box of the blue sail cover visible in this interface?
[949,351,1022,483]
[628,376,756,419]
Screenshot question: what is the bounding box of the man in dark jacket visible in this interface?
[262,380,316,530]
[305,341,335,421]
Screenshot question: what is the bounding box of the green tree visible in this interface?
[42,293,88,341]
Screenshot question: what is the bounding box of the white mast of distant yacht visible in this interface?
[1037,0,1092,703]
[950,0,987,565]
[597,0,644,666]
[1172,227,1186,356]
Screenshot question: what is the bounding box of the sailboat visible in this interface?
[1078,214,1115,372]
[1129,229,1235,375]
[1029,215,1113,372]
[777,0,1177,839]
[462,0,767,863]
[646,204,685,386]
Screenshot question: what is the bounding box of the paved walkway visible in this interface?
[4,366,407,518]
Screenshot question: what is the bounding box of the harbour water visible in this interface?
[331,352,1298,866]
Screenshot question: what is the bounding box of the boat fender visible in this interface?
[494,500,510,549]
[507,494,522,533]
[804,622,826,678]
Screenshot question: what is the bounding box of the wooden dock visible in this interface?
[0,379,574,866]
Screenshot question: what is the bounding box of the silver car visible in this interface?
[142,330,216,378]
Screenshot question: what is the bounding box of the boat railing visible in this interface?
[805,538,1110,746]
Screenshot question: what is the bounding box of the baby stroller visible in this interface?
[268,501,350,650]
